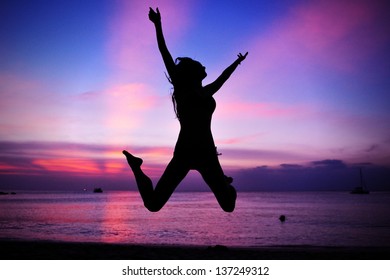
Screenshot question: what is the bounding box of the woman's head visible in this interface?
[173,57,207,86]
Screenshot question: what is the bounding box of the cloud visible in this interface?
[244,0,389,77]
[311,159,347,169]
[365,145,380,153]
[216,133,264,146]
[1,141,389,192]
[280,164,303,169]
[216,99,310,120]
[0,73,72,142]
[0,141,173,178]
[233,159,390,191]
[106,0,195,82]
[0,70,165,144]
[98,83,160,144]
[0,140,180,190]
[32,158,102,174]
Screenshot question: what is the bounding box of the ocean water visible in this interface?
[1,191,389,247]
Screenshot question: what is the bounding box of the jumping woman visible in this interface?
[123,7,248,212]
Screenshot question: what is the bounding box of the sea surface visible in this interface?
[1,191,390,247]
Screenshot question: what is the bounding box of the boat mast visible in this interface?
[359,168,366,190]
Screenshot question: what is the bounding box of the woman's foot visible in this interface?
[122,150,143,169]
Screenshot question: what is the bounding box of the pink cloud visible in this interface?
[216,99,309,119]
[0,70,167,145]
[106,0,195,81]
[284,0,385,71]
[0,162,32,175]
[216,133,264,145]
[32,158,101,174]
[244,0,388,81]
[102,83,158,143]
[0,141,174,178]
[2,140,389,192]
[0,73,71,142]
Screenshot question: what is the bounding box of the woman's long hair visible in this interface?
[168,57,203,119]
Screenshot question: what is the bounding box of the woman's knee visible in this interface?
[144,201,163,212]
[218,185,237,212]
[144,196,166,212]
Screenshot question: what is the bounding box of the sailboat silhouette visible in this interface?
[350,168,370,194]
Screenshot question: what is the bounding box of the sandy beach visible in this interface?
[1,240,389,260]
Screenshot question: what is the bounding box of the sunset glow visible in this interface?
[1,0,389,191]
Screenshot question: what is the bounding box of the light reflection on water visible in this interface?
[1,191,389,247]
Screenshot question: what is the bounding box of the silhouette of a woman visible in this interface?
[123,7,248,212]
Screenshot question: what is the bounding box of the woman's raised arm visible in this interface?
[149,8,176,81]
[204,52,248,96]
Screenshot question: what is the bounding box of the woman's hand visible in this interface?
[236,52,248,64]
[149,7,161,24]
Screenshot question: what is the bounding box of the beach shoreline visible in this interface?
[1,240,389,260]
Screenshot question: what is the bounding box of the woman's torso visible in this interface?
[174,89,217,157]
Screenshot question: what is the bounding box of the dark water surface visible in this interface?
[1,191,389,247]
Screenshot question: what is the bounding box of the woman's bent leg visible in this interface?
[198,158,237,212]
[149,157,189,211]
[123,150,154,207]
[123,151,188,212]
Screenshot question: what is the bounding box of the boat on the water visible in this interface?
[350,168,369,194]
[93,188,103,193]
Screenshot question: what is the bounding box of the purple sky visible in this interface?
[1,0,390,191]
